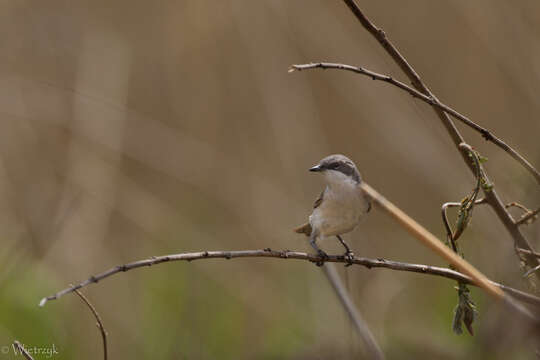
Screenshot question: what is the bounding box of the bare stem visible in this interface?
[73,288,108,360]
[322,263,384,359]
[13,341,34,360]
[39,248,540,307]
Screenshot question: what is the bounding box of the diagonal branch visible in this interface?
[358,182,539,324]
[338,0,540,278]
[38,248,540,307]
[322,263,384,359]
[290,62,540,184]
[13,341,34,360]
[524,264,540,279]
[358,182,502,300]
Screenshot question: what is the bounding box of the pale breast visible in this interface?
[309,179,368,238]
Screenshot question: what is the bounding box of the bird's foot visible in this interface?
[315,249,328,267]
[344,251,355,267]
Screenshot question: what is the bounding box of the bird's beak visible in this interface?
[309,165,322,172]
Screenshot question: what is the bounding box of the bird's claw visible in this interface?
[344,251,355,267]
[315,250,328,267]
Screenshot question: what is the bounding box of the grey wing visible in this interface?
[313,188,325,209]
[364,192,372,212]
[294,188,325,236]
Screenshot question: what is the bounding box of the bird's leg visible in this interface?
[336,235,354,266]
[309,234,328,267]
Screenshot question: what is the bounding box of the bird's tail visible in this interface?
[293,222,312,236]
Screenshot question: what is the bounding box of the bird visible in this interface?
[294,154,371,266]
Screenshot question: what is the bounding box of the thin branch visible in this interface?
[524,264,540,279]
[13,341,34,360]
[517,207,540,226]
[73,287,108,360]
[337,0,540,278]
[505,203,540,225]
[505,202,533,214]
[290,62,540,184]
[322,263,384,359]
[518,248,540,259]
[38,248,540,307]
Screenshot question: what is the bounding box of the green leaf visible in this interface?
[452,303,464,335]
[478,154,489,163]
[451,284,477,336]
[463,303,476,336]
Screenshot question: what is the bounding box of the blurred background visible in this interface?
[1,0,539,358]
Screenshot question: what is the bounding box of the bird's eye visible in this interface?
[328,162,340,170]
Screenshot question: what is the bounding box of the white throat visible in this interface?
[323,170,358,189]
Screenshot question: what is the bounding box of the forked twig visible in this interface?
[335,0,540,278]
[290,62,540,184]
[516,207,540,226]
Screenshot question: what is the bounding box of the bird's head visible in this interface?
[309,154,361,184]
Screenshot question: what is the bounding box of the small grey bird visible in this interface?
[295,154,371,265]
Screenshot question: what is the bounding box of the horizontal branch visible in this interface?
[39,249,540,307]
[290,62,540,184]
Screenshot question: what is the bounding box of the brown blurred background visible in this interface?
[1,0,539,359]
